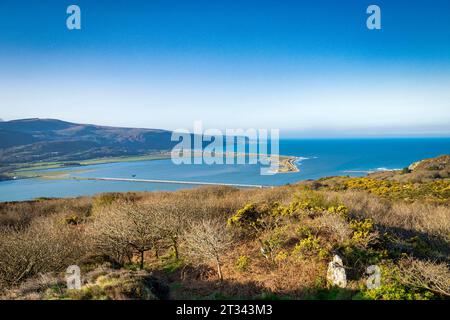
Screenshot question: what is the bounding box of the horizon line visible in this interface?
[1,117,450,139]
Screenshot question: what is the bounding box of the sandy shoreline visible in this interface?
[274,157,300,173]
[171,150,300,173]
[7,151,300,181]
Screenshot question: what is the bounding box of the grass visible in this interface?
[0,155,449,300]
[4,153,172,179]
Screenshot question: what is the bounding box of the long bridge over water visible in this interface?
[79,177,270,189]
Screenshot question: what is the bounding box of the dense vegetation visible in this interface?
[0,156,449,300]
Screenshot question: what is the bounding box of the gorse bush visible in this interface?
[227,203,260,230]
[274,250,289,263]
[296,225,313,238]
[271,191,343,218]
[350,219,374,242]
[235,255,250,272]
[259,228,288,261]
[293,235,321,257]
[0,158,449,300]
[229,191,350,235]
[357,263,436,300]
[227,202,278,233]
[334,177,450,202]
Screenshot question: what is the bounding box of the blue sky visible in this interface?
[0,0,449,137]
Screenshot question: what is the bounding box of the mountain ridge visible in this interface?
[0,118,176,164]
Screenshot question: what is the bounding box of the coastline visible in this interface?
[274,156,301,173]
[4,152,300,181]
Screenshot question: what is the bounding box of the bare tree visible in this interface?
[398,257,450,297]
[150,199,192,260]
[89,201,159,269]
[0,217,86,288]
[183,218,234,281]
[89,204,132,267]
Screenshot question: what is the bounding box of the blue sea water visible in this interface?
[0,138,449,202]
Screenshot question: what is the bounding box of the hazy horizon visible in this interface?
[2,116,450,139]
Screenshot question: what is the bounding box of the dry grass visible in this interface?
[324,190,450,242]
[0,197,92,227]
[0,180,448,300]
[219,239,324,298]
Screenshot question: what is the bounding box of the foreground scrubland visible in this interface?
[0,156,449,300]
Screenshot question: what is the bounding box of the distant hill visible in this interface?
[0,118,177,164]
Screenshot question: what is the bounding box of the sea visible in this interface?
[0,138,449,202]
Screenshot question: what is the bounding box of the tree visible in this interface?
[0,217,86,288]
[89,201,159,269]
[151,199,192,260]
[183,218,234,281]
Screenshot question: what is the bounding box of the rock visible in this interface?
[327,255,347,288]
[408,160,423,171]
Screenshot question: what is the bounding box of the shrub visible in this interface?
[259,227,288,261]
[0,217,86,288]
[357,264,435,300]
[235,255,250,272]
[274,250,289,263]
[312,214,352,243]
[326,205,349,218]
[336,177,450,202]
[293,235,321,257]
[272,192,328,217]
[91,193,120,213]
[64,214,82,225]
[397,258,450,297]
[401,167,411,174]
[228,203,263,232]
[296,225,313,238]
[340,244,386,276]
[350,219,374,242]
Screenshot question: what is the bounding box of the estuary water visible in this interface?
[1,138,449,202]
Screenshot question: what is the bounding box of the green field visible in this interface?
[6,153,172,179]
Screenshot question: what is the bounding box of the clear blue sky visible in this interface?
[0,0,449,137]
